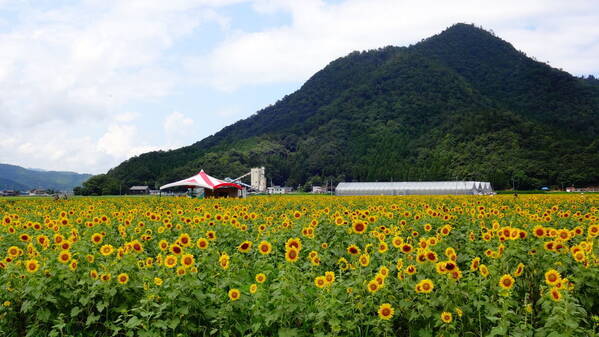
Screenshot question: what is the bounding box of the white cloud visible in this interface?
[114,111,140,123]
[0,0,231,129]
[164,111,195,135]
[191,0,599,90]
[97,124,158,159]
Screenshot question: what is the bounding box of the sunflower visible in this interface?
[549,287,562,301]
[573,251,585,262]
[178,233,191,247]
[100,273,111,282]
[169,244,182,255]
[228,288,240,301]
[416,279,434,293]
[533,225,545,238]
[544,269,561,286]
[7,246,20,258]
[255,273,267,283]
[391,236,403,248]
[91,233,103,245]
[470,257,480,271]
[164,254,177,268]
[378,303,394,320]
[206,231,217,240]
[513,263,524,277]
[258,241,272,255]
[100,244,114,256]
[181,254,195,268]
[347,244,361,255]
[285,247,299,263]
[352,221,367,234]
[441,311,453,323]
[249,283,258,294]
[25,259,40,273]
[154,277,163,286]
[58,250,71,264]
[367,279,380,293]
[238,241,252,253]
[131,241,143,253]
[314,276,327,288]
[196,238,209,250]
[499,274,515,290]
[176,266,187,276]
[359,254,370,267]
[378,266,390,277]
[90,269,98,279]
[219,253,230,269]
[401,244,413,254]
[322,271,335,285]
[285,238,302,251]
[117,273,129,285]
[405,265,417,275]
[479,264,489,278]
[69,260,78,271]
[159,240,169,251]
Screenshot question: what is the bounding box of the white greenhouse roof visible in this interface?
[335,181,493,196]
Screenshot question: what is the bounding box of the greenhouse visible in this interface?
[335,181,494,196]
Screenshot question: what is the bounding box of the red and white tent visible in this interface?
[159,170,242,190]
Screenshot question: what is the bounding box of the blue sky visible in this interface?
[0,0,598,174]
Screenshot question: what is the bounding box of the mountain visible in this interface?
[80,23,599,194]
[0,163,92,191]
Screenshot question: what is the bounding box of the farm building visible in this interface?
[335,181,493,196]
[267,186,293,194]
[129,186,150,195]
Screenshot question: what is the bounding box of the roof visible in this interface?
[335,181,493,196]
[160,170,242,190]
[130,186,149,190]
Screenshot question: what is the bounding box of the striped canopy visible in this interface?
[159,170,241,190]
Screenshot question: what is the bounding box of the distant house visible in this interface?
[129,186,150,195]
[566,186,599,193]
[312,186,327,194]
[0,190,18,196]
[267,186,292,194]
[29,189,48,196]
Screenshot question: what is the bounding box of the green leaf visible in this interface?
[125,316,142,329]
[278,328,299,337]
[97,301,107,313]
[168,317,180,329]
[70,306,81,317]
[86,314,100,326]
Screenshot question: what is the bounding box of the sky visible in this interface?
[0,0,598,174]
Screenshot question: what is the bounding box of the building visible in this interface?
[129,186,150,195]
[0,190,18,196]
[566,186,599,193]
[312,186,327,194]
[267,186,293,194]
[335,181,493,196]
[250,167,267,192]
[28,189,49,196]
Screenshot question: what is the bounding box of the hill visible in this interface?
[80,23,599,194]
[0,163,92,191]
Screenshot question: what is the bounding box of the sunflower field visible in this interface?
[0,195,598,337]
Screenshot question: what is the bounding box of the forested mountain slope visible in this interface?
[80,23,599,194]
